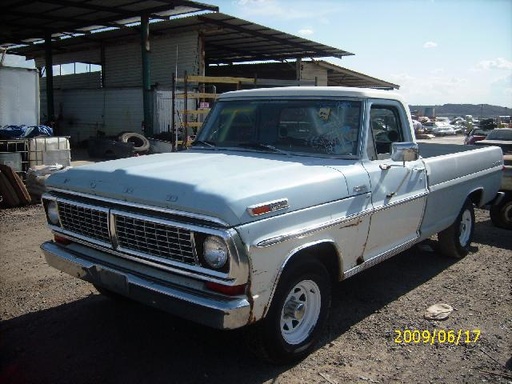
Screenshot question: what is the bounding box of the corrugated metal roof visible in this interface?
[208,61,399,90]
[317,61,399,89]
[0,3,395,89]
[0,0,218,47]
[195,13,353,64]
[4,12,353,65]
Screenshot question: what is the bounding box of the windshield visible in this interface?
[486,129,512,141]
[194,99,362,157]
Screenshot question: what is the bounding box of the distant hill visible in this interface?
[409,104,511,119]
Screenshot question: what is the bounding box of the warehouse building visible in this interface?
[1,1,398,145]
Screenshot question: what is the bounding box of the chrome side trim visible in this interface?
[343,237,418,279]
[256,191,428,247]
[256,208,372,247]
[46,188,230,228]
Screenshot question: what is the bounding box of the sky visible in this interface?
[198,0,512,107]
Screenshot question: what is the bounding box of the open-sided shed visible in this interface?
[1,1,398,140]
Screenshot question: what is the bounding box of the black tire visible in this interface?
[490,193,512,230]
[119,132,150,152]
[246,259,331,364]
[438,199,475,258]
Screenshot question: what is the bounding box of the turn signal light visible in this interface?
[247,199,289,216]
[54,234,72,245]
[206,282,246,296]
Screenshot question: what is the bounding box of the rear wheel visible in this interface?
[247,259,331,364]
[490,193,512,230]
[438,199,475,258]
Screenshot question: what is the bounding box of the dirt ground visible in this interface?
[1,203,511,384]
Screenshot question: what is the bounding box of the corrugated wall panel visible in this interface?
[54,88,143,143]
[105,31,199,88]
[105,43,142,87]
[151,31,200,87]
[59,89,105,143]
[104,88,143,133]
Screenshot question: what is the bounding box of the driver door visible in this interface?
[362,101,428,260]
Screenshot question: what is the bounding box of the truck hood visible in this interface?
[47,151,351,226]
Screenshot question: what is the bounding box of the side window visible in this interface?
[368,105,404,160]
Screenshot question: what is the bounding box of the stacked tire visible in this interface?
[118,132,150,153]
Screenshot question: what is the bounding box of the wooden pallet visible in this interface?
[0,164,31,207]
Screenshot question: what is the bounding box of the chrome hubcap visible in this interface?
[280,279,321,345]
[458,209,472,246]
[284,297,306,321]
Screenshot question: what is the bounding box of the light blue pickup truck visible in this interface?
[40,87,503,363]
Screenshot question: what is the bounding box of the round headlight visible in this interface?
[203,236,228,269]
[47,200,60,226]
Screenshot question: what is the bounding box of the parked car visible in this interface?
[479,118,498,130]
[431,122,456,136]
[474,128,512,154]
[422,121,435,134]
[464,128,490,145]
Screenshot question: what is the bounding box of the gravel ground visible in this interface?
[0,202,510,384]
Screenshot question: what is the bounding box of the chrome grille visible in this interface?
[58,201,110,243]
[55,198,197,266]
[115,215,196,264]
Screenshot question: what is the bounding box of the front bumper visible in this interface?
[41,241,251,330]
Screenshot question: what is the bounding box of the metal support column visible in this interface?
[141,14,152,136]
[44,32,54,125]
[100,43,106,88]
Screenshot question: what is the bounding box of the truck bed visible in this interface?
[417,142,503,240]
[418,142,481,158]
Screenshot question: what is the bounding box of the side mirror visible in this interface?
[391,142,419,163]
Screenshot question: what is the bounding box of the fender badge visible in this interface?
[247,199,289,216]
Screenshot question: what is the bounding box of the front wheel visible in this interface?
[247,259,331,364]
[438,199,475,258]
[490,193,512,230]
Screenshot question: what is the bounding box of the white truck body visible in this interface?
[40,87,503,362]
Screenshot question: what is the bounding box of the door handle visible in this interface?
[353,185,368,193]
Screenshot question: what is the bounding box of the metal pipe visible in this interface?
[45,32,54,125]
[141,13,152,136]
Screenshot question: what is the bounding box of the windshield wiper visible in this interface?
[191,140,216,148]
[238,142,289,155]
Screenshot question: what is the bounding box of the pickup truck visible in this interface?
[40,87,503,363]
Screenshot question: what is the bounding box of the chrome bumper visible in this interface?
[40,241,251,330]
